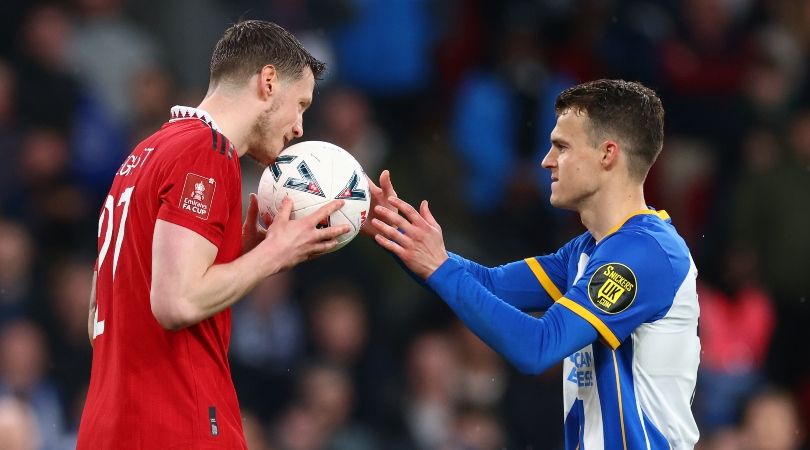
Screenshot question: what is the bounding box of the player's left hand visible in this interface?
[371,196,449,279]
[242,193,266,254]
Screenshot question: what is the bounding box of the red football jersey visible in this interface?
[77,107,247,449]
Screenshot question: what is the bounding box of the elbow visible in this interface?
[150,293,197,331]
[513,356,546,376]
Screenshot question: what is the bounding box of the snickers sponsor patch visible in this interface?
[180,173,216,220]
[587,263,637,314]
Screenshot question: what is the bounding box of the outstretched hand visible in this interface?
[371,196,449,279]
[362,170,398,237]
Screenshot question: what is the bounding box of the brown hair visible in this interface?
[555,79,664,181]
[209,20,325,86]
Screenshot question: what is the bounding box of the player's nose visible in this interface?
[292,120,303,138]
[541,148,556,169]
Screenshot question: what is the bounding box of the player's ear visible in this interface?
[257,65,278,100]
[601,140,620,169]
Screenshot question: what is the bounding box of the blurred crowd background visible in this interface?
[0,0,809,449]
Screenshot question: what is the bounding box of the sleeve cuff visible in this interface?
[426,257,463,291]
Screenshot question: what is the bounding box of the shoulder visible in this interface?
[160,121,236,162]
[595,217,693,287]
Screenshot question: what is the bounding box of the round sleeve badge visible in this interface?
[587,263,637,314]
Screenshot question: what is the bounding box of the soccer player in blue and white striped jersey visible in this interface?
[369,79,701,449]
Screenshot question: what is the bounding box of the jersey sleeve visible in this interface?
[426,256,599,374]
[449,253,556,311]
[556,231,674,349]
[156,142,237,248]
[521,237,573,304]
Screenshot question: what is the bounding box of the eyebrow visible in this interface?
[550,137,570,147]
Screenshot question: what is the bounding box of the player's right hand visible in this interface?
[362,169,398,237]
[260,196,350,272]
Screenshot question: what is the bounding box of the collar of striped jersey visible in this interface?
[599,208,670,242]
[169,105,222,133]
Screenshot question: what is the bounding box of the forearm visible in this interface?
[151,239,282,330]
[181,249,275,323]
[447,253,552,311]
[427,258,597,374]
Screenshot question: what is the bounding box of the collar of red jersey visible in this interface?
[169,106,222,133]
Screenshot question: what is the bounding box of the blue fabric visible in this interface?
[426,257,598,374]
[448,252,554,311]
[562,217,692,345]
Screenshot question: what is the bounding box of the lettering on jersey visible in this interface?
[567,351,594,387]
[335,172,368,200]
[587,263,637,314]
[118,147,155,176]
[180,173,216,220]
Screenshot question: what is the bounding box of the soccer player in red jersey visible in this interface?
[77,21,358,449]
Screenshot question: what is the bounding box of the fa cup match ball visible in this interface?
[257,141,371,253]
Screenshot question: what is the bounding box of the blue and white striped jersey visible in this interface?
[423,209,700,449]
[530,209,700,449]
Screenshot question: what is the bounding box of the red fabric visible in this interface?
[77,118,246,449]
[698,283,774,373]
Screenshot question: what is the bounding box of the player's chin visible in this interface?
[548,193,569,210]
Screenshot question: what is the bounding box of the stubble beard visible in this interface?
[246,106,278,165]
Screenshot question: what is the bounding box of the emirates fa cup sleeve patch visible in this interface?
[180,173,216,220]
[587,263,637,314]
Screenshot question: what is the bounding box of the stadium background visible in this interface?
[0,0,808,448]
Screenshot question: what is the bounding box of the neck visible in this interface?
[579,182,647,242]
[196,88,255,157]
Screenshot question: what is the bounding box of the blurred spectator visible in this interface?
[0,320,65,450]
[696,249,775,432]
[742,26,805,127]
[451,321,507,409]
[13,4,80,130]
[330,0,434,97]
[732,110,810,388]
[296,361,378,450]
[658,0,755,179]
[739,388,806,450]
[0,395,41,450]
[6,128,93,257]
[65,0,160,124]
[129,65,175,144]
[0,59,21,198]
[0,220,35,322]
[447,406,506,450]
[271,403,329,450]
[242,409,272,450]
[44,258,93,422]
[449,7,571,259]
[315,86,389,176]
[305,279,399,428]
[231,271,304,420]
[402,330,460,450]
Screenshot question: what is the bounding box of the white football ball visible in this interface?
[257,141,370,253]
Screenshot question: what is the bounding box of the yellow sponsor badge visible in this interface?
[587,263,637,314]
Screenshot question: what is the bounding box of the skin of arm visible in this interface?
[150,197,348,330]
